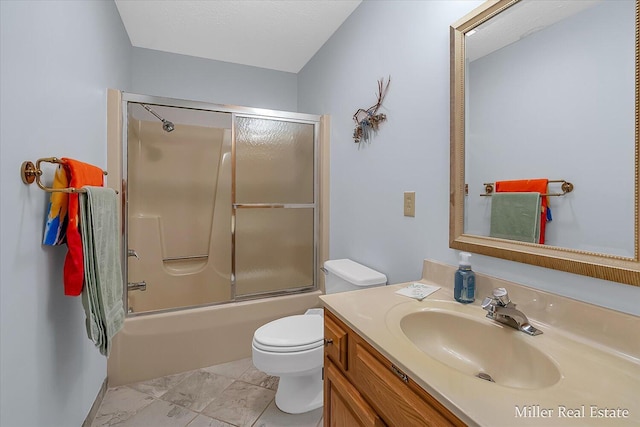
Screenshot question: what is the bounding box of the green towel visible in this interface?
[79,186,124,356]
[489,192,541,244]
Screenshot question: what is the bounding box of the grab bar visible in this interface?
[163,255,208,262]
[128,281,146,292]
[233,203,315,209]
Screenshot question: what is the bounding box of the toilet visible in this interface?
[252,259,387,414]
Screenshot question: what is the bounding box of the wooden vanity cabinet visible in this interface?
[324,309,465,427]
[325,360,386,427]
[324,311,349,371]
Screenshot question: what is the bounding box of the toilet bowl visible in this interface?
[251,259,387,414]
[252,314,324,414]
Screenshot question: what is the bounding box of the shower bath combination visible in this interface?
[107,90,325,385]
[124,95,319,315]
[142,103,175,132]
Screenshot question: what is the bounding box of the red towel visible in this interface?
[495,179,549,244]
[61,158,105,296]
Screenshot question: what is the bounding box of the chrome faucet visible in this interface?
[481,288,542,336]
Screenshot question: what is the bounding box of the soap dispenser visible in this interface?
[454,252,475,304]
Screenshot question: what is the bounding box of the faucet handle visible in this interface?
[492,288,511,306]
[481,297,495,310]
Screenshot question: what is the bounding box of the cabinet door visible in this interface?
[353,341,461,427]
[324,360,386,427]
[325,311,348,371]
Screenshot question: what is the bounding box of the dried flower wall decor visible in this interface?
[352,76,391,145]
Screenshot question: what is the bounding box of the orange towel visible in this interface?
[495,179,548,244]
[61,158,105,296]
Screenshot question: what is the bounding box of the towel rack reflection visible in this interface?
[20,157,117,194]
[480,180,574,197]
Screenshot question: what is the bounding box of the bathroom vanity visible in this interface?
[320,260,640,426]
[324,309,464,426]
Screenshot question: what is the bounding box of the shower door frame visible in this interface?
[121,93,321,316]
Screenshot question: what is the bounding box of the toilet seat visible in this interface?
[253,315,323,353]
[253,339,324,353]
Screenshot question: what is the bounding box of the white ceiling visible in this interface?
[114,0,361,73]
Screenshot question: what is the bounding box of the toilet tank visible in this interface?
[323,259,387,294]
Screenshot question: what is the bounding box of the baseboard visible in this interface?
[82,377,108,427]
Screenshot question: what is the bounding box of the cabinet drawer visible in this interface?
[353,341,462,427]
[324,311,348,371]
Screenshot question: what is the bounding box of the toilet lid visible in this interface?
[253,315,323,352]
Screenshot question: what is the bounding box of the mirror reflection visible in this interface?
[463,0,636,258]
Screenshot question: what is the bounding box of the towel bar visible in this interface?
[480,180,573,197]
[21,157,117,194]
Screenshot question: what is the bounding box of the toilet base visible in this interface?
[274,369,323,414]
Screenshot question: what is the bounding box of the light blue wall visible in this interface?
[0,1,131,426]
[298,0,640,315]
[131,47,298,111]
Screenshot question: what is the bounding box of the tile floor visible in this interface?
[92,358,323,427]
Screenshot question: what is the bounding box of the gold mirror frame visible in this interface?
[450,0,640,286]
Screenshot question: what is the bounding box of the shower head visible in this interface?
[141,104,175,133]
[162,120,175,133]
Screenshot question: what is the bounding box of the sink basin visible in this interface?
[400,310,561,389]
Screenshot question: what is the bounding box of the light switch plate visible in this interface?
[404,191,415,217]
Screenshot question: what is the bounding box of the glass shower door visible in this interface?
[233,116,317,298]
[125,104,233,314]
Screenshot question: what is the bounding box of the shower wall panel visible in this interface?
[127,117,232,312]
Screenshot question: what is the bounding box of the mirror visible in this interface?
[450,0,640,286]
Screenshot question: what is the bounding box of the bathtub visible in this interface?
[107,290,322,386]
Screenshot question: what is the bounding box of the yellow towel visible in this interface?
[42,166,69,245]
